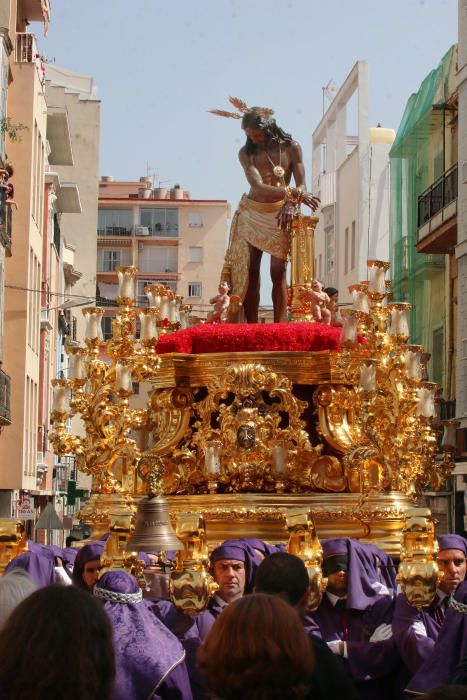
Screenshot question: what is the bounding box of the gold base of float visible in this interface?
[166,492,412,557]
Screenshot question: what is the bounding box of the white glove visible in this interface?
[369,623,393,642]
[54,566,72,585]
[411,620,428,637]
[327,640,344,656]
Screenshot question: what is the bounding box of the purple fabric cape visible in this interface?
[392,592,441,675]
[5,551,55,588]
[407,580,467,693]
[438,533,467,554]
[304,593,398,698]
[95,571,191,700]
[210,540,260,593]
[239,537,284,557]
[72,541,104,588]
[321,538,397,610]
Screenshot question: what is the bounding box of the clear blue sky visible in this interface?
[38,0,457,203]
[33,0,457,301]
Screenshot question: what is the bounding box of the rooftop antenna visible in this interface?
[322,80,337,115]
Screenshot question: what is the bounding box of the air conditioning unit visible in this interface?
[135,226,150,236]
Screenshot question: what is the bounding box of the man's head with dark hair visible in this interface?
[242,108,293,155]
[255,552,309,606]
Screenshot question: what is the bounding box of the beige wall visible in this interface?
[1,56,47,489]
[45,78,100,344]
[336,148,359,304]
[97,189,230,313]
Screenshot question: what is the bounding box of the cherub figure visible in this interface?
[206,281,231,323]
[299,280,331,324]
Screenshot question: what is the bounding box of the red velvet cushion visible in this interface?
[156,322,343,355]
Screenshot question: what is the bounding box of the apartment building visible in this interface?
[0,2,98,539]
[311,62,394,305]
[97,178,230,332]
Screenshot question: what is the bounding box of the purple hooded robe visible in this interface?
[406,579,467,693]
[4,551,55,588]
[95,571,193,700]
[392,533,467,677]
[151,539,261,700]
[303,538,399,700]
[72,541,105,590]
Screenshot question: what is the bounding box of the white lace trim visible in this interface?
[93,586,143,604]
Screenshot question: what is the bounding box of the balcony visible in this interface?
[0,193,12,255]
[15,33,45,87]
[97,226,132,238]
[0,368,11,426]
[134,224,178,238]
[417,164,457,254]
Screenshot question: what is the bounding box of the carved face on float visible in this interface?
[237,424,256,449]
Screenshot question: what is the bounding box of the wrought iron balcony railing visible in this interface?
[418,163,458,228]
[0,369,11,426]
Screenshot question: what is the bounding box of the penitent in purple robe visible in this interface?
[5,551,55,588]
[95,571,193,700]
[407,579,467,694]
[391,592,441,675]
[392,532,467,678]
[304,538,399,700]
[305,594,398,700]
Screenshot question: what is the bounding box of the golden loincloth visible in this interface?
[220,195,288,318]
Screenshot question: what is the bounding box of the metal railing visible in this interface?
[15,33,45,86]
[0,191,10,251]
[97,226,132,237]
[0,369,11,425]
[418,163,458,227]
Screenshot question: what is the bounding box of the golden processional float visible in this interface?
[41,214,458,611]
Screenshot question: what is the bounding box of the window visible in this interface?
[351,221,356,270]
[188,282,202,297]
[432,326,444,387]
[102,316,113,341]
[136,279,177,300]
[325,229,334,279]
[138,246,177,273]
[98,209,132,237]
[344,227,349,274]
[188,212,203,227]
[189,246,203,263]
[103,250,121,272]
[140,208,178,237]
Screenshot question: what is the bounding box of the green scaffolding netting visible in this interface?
[389,45,456,387]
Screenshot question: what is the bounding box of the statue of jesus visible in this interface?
[210,98,320,323]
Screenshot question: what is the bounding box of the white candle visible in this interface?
[159,295,171,320]
[390,309,410,337]
[442,421,459,449]
[359,363,376,392]
[340,315,358,344]
[404,350,421,380]
[118,270,135,300]
[168,299,178,323]
[70,353,85,380]
[352,290,369,313]
[85,312,100,339]
[271,443,288,475]
[115,363,133,392]
[52,384,69,413]
[205,442,221,475]
[369,266,386,294]
[146,289,161,309]
[416,387,436,417]
[140,312,157,341]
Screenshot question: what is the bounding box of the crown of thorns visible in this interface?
[208,96,274,120]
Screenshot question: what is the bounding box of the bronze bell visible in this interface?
[126,495,182,553]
